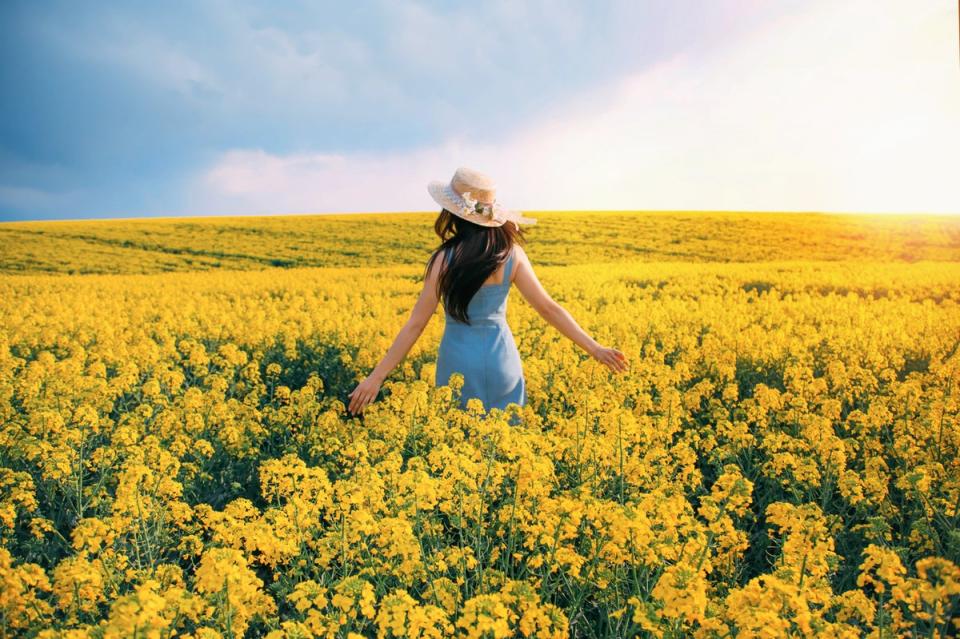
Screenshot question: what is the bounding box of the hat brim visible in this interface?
[427,180,537,229]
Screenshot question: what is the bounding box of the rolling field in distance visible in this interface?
[2,210,959,274]
[1,211,959,637]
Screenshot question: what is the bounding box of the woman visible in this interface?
[347,167,629,417]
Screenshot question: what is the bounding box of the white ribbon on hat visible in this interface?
[460,191,507,224]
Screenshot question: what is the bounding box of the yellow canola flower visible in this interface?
[0,547,53,631]
[194,547,277,639]
[375,587,453,638]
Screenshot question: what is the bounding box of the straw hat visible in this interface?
[427,167,537,230]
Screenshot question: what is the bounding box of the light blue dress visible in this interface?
[435,245,526,421]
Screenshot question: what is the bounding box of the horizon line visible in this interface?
[3,208,959,225]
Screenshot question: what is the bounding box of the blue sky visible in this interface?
[1,0,958,221]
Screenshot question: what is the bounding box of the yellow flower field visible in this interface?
[1,211,959,637]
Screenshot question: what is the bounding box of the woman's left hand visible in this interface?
[347,375,382,415]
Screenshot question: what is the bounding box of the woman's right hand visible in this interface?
[591,345,629,374]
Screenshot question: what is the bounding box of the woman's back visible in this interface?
[441,244,516,324]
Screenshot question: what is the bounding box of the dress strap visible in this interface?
[502,246,516,288]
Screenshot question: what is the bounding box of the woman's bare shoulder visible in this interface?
[510,244,528,282]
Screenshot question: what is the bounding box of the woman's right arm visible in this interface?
[512,246,629,374]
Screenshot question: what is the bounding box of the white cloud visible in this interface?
[193,0,960,215]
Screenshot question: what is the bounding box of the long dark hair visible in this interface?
[424,208,528,325]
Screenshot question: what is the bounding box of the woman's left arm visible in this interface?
[347,256,443,415]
